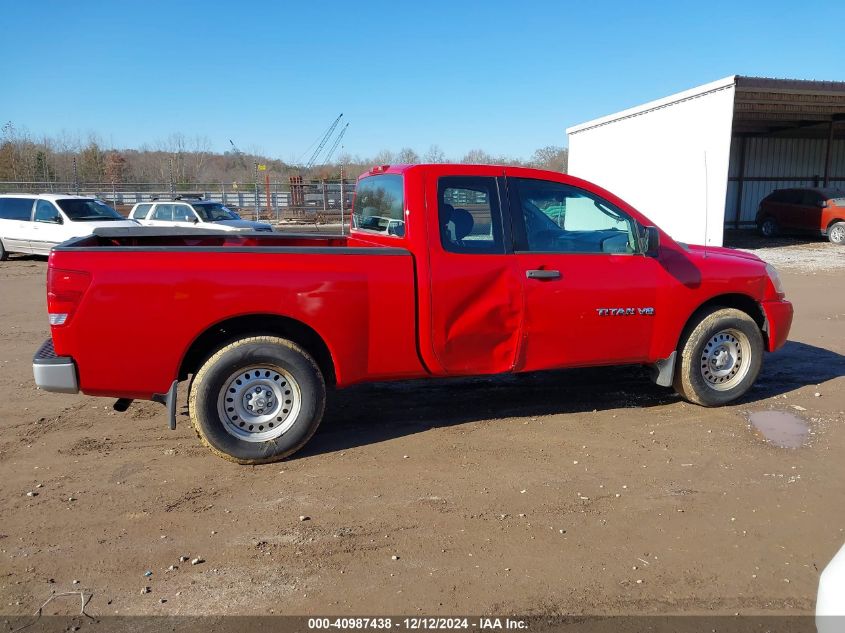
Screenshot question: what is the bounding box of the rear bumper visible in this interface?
[762,299,794,352]
[33,338,79,394]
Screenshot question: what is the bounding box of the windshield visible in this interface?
[56,199,124,221]
[352,174,405,237]
[192,203,240,222]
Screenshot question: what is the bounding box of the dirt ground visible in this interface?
[1,236,844,619]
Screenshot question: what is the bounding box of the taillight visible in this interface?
[47,268,91,326]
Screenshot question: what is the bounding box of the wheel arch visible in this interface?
[826,218,845,231]
[178,314,336,385]
[676,293,767,351]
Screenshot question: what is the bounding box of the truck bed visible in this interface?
[48,227,426,398]
[58,226,366,251]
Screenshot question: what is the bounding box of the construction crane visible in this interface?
[228,139,246,168]
[322,123,349,166]
[304,113,343,169]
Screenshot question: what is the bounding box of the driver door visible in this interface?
[507,175,659,372]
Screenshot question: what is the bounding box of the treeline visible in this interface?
[0,122,568,185]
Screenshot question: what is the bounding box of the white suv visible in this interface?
[128,197,273,232]
[0,194,138,259]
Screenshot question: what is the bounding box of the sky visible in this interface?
[2,0,844,162]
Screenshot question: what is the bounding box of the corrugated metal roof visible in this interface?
[567,75,845,138]
[566,76,737,135]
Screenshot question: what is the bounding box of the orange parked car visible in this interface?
[756,187,845,245]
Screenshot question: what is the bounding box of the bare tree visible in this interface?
[78,142,106,181]
[372,149,396,165]
[396,147,420,164]
[105,151,128,184]
[424,145,447,163]
[461,149,496,164]
[529,145,568,173]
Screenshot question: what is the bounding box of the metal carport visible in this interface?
[566,76,845,246]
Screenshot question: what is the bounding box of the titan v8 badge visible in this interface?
[596,307,655,316]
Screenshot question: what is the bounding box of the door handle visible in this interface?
[526,269,561,280]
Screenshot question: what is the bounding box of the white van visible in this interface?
[0,194,138,259]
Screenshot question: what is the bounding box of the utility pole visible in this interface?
[253,162,259,220]
[72,157,79,195]
[339,164,345,235]
[265,170,271,218]
[169,158,175,195]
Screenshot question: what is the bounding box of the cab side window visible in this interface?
[133,203,152,219]
[173,205,195,222]
[512,178,637,254]
[151,204,174,221]
[437,176,504,254]
[35,200,62,223]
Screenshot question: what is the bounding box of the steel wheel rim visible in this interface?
[217,365,301,442]
[831,225,845,243]
[700,328,752,391]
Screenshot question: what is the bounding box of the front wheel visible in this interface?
[828,222,845,245]
[0,239,8,262]
[188,336,326,464]
[673,308,764,406]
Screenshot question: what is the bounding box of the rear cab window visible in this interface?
[352,175,405,237]
[0,197,35,221]
[438,176,504,254]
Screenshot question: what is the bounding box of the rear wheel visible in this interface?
[828,222,845,245]
[673,308,764,406]
[759,217,778,238]
[188,336,326,464]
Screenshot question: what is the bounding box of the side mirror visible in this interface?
[193,217,200,224]
[817,200,828,208]
[642,226,660,257]
[50,215,63,225]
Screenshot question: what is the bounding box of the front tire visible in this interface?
[828,222,845,245]
[188,336,326,464]
[673,308,764,406]
[0,239,8,261]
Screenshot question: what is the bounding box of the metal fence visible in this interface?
[0,180,357,223]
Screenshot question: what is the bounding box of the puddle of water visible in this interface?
[748,410,809,449]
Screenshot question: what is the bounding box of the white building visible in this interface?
[566,76,845,246]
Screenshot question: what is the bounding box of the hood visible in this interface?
[684,244,764,263]
[213,219,273,230]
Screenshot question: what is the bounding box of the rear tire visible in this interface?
[188,336,326,464]
[759,217,778,238]
[828,222,845,245]
[673,308,764,406]
[0,239,8,261]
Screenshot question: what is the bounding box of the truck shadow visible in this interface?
[298,341,844,458]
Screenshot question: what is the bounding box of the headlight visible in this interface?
[765,263,785,297]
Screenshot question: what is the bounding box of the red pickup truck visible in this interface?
[33,164,793,463]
